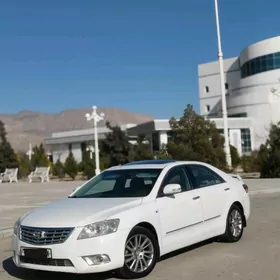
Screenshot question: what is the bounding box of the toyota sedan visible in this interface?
[12,160,250,279]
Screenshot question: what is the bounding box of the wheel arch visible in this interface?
[133,222,161,258]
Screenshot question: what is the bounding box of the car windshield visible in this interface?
[72,168,163,198]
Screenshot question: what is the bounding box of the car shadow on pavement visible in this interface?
[160,238,215,261]
[2,257,114,280]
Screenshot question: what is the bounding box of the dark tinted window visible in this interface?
[160,166,192,194]
[73,169,162,198]
[241,52,280,78]
[187,164,225,188]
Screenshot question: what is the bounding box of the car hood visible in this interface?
[21,197,143,228]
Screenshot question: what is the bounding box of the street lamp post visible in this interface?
[214,0,232,168]
[85,106,105,175]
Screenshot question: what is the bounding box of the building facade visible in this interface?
[44,36,280,163]
[44,121,170,163]
[199,36,280,151]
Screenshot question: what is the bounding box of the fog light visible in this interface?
[83,254,111,266]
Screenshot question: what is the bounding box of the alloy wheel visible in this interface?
[124,234,155,273]
[229,209,243,238]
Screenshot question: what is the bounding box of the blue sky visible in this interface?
[0,0,279,118]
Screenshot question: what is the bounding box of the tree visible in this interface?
[258,122,280,178]
[81,151,96,179]
[64,152,78,180]
[52,159,65,179]
[230,145,241,169]
[132,135,154,161]
[31,143,49,169]
[241,151,261,173]
[102,122,131,166]
[156,144,173,159]
[18,153,32,178]
[167,104,227,169]
[0,120,18,173]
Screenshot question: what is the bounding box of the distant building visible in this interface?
[199,36,280,154]
[45,36,280,162]
[44,120,170,163]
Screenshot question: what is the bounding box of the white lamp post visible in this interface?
[85,106,105,175]
[26,143,34,161]
[214,0,232,168]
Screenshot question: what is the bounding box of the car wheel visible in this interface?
[115,226,159,279]
[221,204,244,243]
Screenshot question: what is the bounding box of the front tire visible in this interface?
[220,204,244,243]
[115,226,159,279]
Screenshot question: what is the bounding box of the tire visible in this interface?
[220,204,244,243]
[115,226,159,279]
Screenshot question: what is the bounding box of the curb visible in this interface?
[0,228,13,240]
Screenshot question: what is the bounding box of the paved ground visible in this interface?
[0,181,280,279]
[0,180,83,232]
[0,178,280,233]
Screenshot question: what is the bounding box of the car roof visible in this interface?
[124,159,176,166]
[107,160,215,171]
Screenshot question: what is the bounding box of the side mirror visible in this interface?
[163,184,181,195]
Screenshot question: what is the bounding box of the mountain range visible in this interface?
[0,108,154,152]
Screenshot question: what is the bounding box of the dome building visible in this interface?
[199,36,280,154]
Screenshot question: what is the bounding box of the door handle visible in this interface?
[224,188,230,191]
[193,196,200,200]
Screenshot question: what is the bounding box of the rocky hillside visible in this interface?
[0,108,154,152]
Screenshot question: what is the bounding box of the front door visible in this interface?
[156,165,204,255]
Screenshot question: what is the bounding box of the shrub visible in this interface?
[64,152,78,180]
[52,159,65,179]
[241,151,261,173]
[230,145,240,169]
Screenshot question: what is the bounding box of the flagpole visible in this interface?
[214,0,232,168]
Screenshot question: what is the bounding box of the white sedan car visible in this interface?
[12,160,250,279]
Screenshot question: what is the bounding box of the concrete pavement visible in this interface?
[0,178,280,238]
[0,180,84,234]
[0,193,279,279]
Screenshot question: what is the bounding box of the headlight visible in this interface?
[13,212,31,237]
[13,218,20,236]
[78,219,120,240]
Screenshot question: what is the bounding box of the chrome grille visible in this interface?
[20,226,74,245]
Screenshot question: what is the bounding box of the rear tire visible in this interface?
[220,204,244,243]
[115,226,159,279]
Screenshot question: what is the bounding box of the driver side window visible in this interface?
[159,166,191,196]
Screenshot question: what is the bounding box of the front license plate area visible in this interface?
[21,248,52,259]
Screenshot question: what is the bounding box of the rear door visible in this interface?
[185,164,229,229]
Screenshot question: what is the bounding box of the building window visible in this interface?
[229,113,248,118]
[204,86,209,93]
[241,129,252,153]
[205,105,211,113]
[225,83,229,90]
[241,51,280,78]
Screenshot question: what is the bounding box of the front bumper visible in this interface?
[12,227,129,274]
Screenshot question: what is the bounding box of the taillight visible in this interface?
[242,184,249,193]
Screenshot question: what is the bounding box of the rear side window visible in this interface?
[186,164,225,188]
